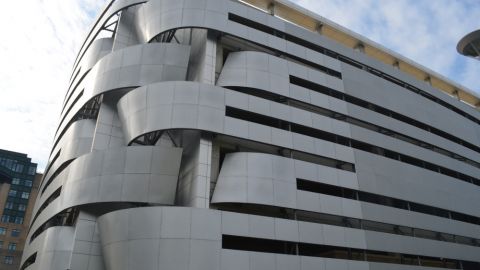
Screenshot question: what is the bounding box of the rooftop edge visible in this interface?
[237,0,480,110]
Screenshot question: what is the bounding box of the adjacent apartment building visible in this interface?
[0,149,40,270]
[21,0,480,269]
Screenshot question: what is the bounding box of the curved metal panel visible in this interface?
[95,206,480,270]
[72,0,147,71]
[218,51,480,169]
[97,206,222,270]
[217,50,340,96]
[80,38,115,75]
[64,38,114,107]
[28,145,183,238]
[212,152,297,208]
[116,81,226,143]
[134,0,344,73]
[211,152,480,240]
[40,119,96,196]
[55,43,190,145]
[133,0,480,146]
[135,0,227,43]
[21,226,76,270]
[217,51,480,212]
[116,81,355,164]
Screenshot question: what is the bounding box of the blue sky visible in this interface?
[0,0,478,171]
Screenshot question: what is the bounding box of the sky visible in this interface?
[0,0,478,172]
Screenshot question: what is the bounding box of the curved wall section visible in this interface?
[28,145,182,236]
[41,119,96,190]
[217,50,343,96]
[25,0,480,269]
[212,152,302,208]
[117,81,225,143]
[116,81,355,165]
[97,207,480,270]
[79,38,114,74]
[218,51,480,171]
[60,145,182,207]
[72,0,147,71]
[64,38,113,107]
[55,43,190,145]
[21,226,76,270]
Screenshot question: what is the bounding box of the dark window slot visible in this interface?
[420,255,459,269]
[50,95,102,157]
[30,208,79,243]
[225,107,355,172]
[297,179,344,197]
[296,178,480,226]
[299,242,351,259]
[290,75,480,154]
[226,86,480,170]
[216,203,480,247]
[63,67,89,115]
[67,67,81,93]
[223,235,296,255]
[41,159,73,195]
[227,13,342,79]
[226,105,480,187]
[20,252,37,270]
[366,250,401,264]
[55,90,84,135]
[227,13,480,126]
[464,261,480,270]
[222,234,467,269]
[29,187,62,231]
[40,150,61,186]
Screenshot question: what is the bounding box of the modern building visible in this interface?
[457,29,480,60]
[0,149,40,269]
[21,0,480,269]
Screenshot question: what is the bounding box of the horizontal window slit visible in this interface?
[215,203,480,248]
[296,178,480,226]
[29,187,62,232]
[227,12,480,128]
[225,105,480,187]
[222,235,470,269]
[225,107,355,172]
[225,86,480,171]
[289,75,480,154]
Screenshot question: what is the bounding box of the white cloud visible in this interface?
[291,0,480,93]
[0,0,107,171]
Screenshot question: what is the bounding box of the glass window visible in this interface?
[1,216,9,223]
[14,217,23,224]
[0,228,6,235]
[28,166,36,175]
[24,180,32,187]
[15,164,24,173]
[7,243,16,251]
[5,202,13,209]
[10,230,20,237]
[4,256,13,264]
[18,204,26,211]
[8,190,16,197]
[0,241,3,249]
[5,160,12,170]
[11,178,20,185]
[21,192,29,199]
